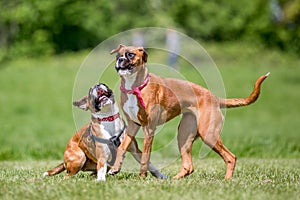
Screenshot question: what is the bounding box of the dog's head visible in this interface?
[110,44,148,76]
[73,83,114,113]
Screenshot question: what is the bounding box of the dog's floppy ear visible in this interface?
[110,44,125,54]
[73,96,89,111]
[138,47,148,63]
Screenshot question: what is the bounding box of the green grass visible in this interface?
[0,159,299,200]
[0,42,299,199]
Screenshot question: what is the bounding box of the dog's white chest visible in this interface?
[122,72,140,124]
[99,125,111,150]
[123,94,140,123]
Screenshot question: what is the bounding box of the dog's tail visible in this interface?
[219,72,270,108]
[43,163,65,177]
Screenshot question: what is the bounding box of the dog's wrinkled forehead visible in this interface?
[110,44,147,62]
[111,44,133,54]
[116,46,136,57]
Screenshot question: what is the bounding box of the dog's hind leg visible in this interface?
[198,107,236,179]
[81,158,97,176]
[211,140,236,179]
[173,113,198,179]
[64,147,87,179]
[43,163,65,177]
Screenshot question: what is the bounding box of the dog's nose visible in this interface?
[118,57,125,64]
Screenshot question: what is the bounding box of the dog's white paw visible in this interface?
[96,172,106,181]
[108,168,120,176]
[43,172,49,177]
[96,164,107,181]
[96,176,106,182]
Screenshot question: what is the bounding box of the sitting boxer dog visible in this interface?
[108,44,269,179]
[43,83,167,181]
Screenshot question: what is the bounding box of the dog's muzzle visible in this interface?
[89,83,113,111]
[115,57,134,75]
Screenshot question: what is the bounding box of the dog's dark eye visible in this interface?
[126,52,135,59]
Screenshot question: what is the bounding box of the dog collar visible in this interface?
[120,74,150,109]
[97,113,120,122]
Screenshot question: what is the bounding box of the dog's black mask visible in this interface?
[115,52,136,72]
[89,83,113,112]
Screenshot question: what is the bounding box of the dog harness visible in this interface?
[88,120,126,148]
[120,74,150,109]
[86,121,126,166]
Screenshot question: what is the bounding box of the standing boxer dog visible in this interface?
[108,44,269,179]
[43,83,167,181]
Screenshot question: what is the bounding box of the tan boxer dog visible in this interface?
[108,44,269,179]
[43,83,167,181]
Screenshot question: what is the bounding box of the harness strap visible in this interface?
[87,121,126,148]
[87,122,126,166]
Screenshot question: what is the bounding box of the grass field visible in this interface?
[0,42,299,199]
[0,159,299,200]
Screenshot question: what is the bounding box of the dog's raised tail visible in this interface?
[219,72,270,108]
[43,163,65,177]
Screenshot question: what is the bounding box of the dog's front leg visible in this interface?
[129,139,168,179]
[108,121,140,176]
[96,161,107,181]
[139,126,156,177]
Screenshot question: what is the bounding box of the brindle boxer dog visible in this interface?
[43,83,167,181]
[108,44,269,179]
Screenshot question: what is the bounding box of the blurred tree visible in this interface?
[280,0,300,53]
[0,0,298,61]
[164,0,299,54]
[0,0,157,60]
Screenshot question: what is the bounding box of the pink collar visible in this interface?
[120,74,150,109]
[97,113,120,122]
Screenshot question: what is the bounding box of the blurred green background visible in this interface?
[0,0,299,161]
[0,0,299,61]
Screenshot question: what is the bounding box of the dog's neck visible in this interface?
[91,103,125,136]
[121,65,148,90]
[91,103,120,121]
